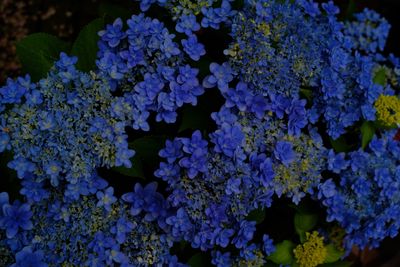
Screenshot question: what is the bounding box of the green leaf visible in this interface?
[299,88,312,102]
[129,136,166,162]
[373,67,387,86]
[16,33,70,81]
[294,213,318,233]
[113,135,166,178]
[345,0,356,19]
[360,121,375,150]
[98,2,133,21]
[71,18,105,72]
[111,156,145,179]
[294,213,318,241]
[267,240,295,265]
[298,231,307,243]
[247,208,266,224]
[0,151,20,199]
[187,253,210,267]
[324,244,344,264]
[329,136,351,153]
[193,55,213,79]
[373,119,397,130]
[178,105,210,133]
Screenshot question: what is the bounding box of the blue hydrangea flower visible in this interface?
[262,234,275,256]
[182,34,206,61]
[96,187,117,212]
[98,18,126,48]
[176,14,201,35]
[0,200,33,238]
[97,14,205,126]
[344,8,391,53]
[327,150,349,174]
[1,53,135,191]
[11,247,48,267]
[274,141,296,167]
[319,131,400,252]
[7,158,36,179]
[203,62,234,92]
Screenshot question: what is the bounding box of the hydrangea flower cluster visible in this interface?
[136,0,235,31]
[0,179,180,266]
[155,100,326,261]
[218,0,391,139]
[344,8,391,54]
[319,130,400,252]
[97,14,204,125]
[1,0,400,266]
[224,0,339,98]
[0,53,136,196]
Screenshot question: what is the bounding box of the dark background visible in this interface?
[0,0,399,266]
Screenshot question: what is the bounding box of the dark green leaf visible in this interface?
[324,244,344,264]
[0,151,20,199]
[187,253,210,267]
[298,231,307,244]
[247,208,266,224]
[71,18,105,72]
[294,213,318,240]
[111,156,145,179]
[98,2,133,21]
[179,105,210,133]
[300,88,312,102]
[16,33,70,81]
[329,136,351,153]
[129,136,166,162]
[193,55,213,79]
[373,67,387,86]
[360,121,375,150]
[267,240,295,265]
[373,119,397,130]
[345,0,356,19]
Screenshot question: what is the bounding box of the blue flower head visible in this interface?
[96,187,117,212]
[0,132,10,152]
[274,141,296,167]
[44,161,62,186]
[122,182,169,222]
[262,234,275,256]
[176,14,201,35]
[0,75,30,104]
[211,124,244,158]
[182,34,206,61]
[0,200,33,238]
[7,157,36,179]
[203,62,234,92]
[212,250,232,267]
[232,220,256,249]
[99,18,126,48]
[327,150,348,174]
[11,247,47,267]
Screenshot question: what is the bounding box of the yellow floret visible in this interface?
[293,231,327,267]
[374,94,400,127]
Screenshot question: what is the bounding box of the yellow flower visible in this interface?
[374,94,400,127]
[294,231,327,267]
